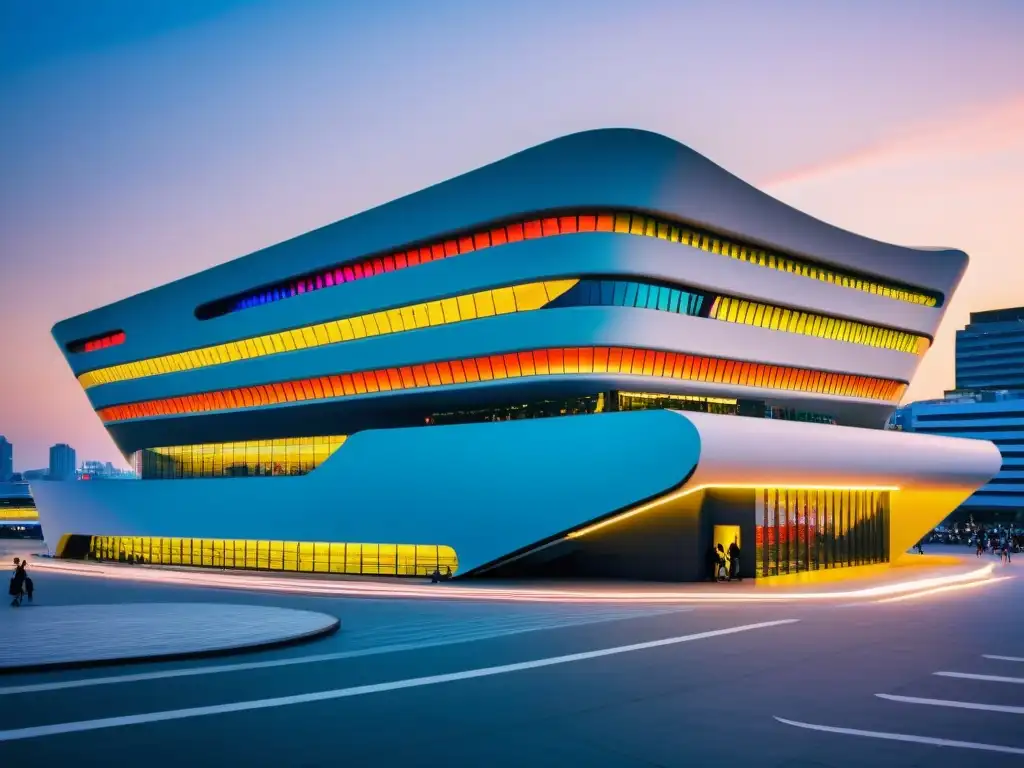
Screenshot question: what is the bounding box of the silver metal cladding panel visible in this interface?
[53,128,963,355]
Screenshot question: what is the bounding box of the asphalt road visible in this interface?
[0,559,1021,768]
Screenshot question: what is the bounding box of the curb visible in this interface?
[0,614,340,676]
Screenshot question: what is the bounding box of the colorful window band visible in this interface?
[78,279,576,389]
[0,507,40,521]
[132,436,347,480]
[195,210,938,320]
[708,296,928,354]
[78,277,927,390]
[67,330,126,354]
[96,346,907,423]
[79,535,458,577]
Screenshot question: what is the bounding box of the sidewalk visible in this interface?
[26,549,1008,604]
[0,603,339,673]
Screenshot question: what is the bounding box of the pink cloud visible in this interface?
[763,95,1024,188]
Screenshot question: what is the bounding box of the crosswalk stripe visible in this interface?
[775,717,1024,755]
[935,671,1024,685]
[877,693,1024,714]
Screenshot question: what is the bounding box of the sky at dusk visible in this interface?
[1,0,1023,470]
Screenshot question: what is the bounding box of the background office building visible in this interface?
[955,306,1024,392]
[0,481,42,539]
[0,436,12,482]
[48,443,77,482]
[890,392,1023,523]
[33,129,999,581]
[890,307,1024,524]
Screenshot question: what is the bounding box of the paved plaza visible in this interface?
[0,553,1020,767]
[0,603,339,672]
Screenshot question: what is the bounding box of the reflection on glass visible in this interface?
[753,488,889,578]
[133,436,347,480]
[87,535,459,577]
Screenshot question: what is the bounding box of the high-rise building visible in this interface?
[33,129,999,581]
[48,443,77,481]
[889,391,1023,523]
[890,307,1024,523]
[955,306,1024,392]
[0,436,12,482]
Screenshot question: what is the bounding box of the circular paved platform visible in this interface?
[0,603,339,673]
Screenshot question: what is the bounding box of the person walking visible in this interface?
[705,544,719,582]
[9,557,27,607]
[728,538,742,581]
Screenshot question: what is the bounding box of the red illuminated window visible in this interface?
[68,331,126,354]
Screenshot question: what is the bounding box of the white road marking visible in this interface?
[876,693,1024,714]
[774,717,1024,755]
[934,671,1024,684]
[984,655,1024,663]
[872,576,1011,603]
[0,607,691,696]
[0,619,796,742]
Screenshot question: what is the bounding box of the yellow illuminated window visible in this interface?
[477,290,500,317]
[456,294,476,320]
[425,301,445,326]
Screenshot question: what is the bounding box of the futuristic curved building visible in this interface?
[34,128,1001,581]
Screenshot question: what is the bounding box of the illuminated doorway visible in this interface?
[713,524,741,579]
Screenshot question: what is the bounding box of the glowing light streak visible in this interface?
[873,575,1011,603]
[28,558,996,605]
[566,483,901,539]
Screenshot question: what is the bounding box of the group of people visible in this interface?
[707,539,742,582]
[974,534,1015,562]
[8,557,33,607]
[430,565,453,583]
[925,518,1021,559]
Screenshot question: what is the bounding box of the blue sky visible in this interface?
[2,0,1023,467]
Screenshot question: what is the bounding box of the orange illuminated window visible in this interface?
[97,346,907,423]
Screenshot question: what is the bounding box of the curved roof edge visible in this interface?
[54,128,967,333]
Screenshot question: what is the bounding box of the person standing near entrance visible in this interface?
[728,538,742,581]
[706,544,719,582]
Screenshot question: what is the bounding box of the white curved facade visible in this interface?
[35,129,995,581]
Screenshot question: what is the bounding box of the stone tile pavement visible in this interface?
[0,603,339,672]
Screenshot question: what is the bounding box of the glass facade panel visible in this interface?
[755,490,765,578]
[133,435,347,480]
[752,488,890,578]
[84,535,458,577]
[786,491,797,574]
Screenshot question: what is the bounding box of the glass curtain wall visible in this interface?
[134,436,347,479]
[754,488,890,577]
[88,535,458,577]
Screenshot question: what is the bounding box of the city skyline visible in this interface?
[2,0,1024,468]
